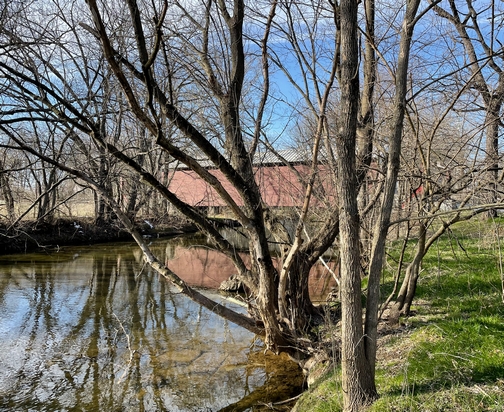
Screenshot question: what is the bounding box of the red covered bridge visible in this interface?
[167,150,337,211]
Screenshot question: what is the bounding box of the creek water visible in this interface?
[0,234,324,411]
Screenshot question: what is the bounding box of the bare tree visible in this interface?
[431,0,504,218]
[370,0,504,321]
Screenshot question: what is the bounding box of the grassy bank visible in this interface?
[294,219,504,411]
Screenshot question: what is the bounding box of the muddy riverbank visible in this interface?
[0,217,197,255]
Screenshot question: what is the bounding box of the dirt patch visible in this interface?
[0,217,197,255]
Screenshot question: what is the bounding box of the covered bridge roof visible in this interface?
[173,148,329,170]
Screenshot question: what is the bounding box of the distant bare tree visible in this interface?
[0,156,16,221]
[431,0,504,218]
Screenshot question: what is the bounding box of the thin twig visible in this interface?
[113,312,136,383]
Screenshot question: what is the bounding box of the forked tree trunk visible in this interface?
[36,167,58,222]
[389,221,427,321]
[281,254,321,333]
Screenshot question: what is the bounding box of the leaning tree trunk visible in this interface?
[484,101,501,219]
[363,0,421,385]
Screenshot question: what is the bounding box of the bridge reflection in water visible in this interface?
[162,231,337,302]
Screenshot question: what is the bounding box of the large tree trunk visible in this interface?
[337,1,377,409]
[281,254,321,333]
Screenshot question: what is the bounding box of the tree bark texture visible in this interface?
[364,0,421,382]
[337,1,377,409]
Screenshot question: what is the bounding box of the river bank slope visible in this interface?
[0,217,197,255]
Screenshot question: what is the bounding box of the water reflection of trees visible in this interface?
[0,244,302,411]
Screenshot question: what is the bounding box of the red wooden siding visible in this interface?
[168,165,336,208]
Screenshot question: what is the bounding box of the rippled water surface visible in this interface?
[0,238,304,411]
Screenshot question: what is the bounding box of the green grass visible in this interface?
[295,219,504,411]
[293,368,343,412]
